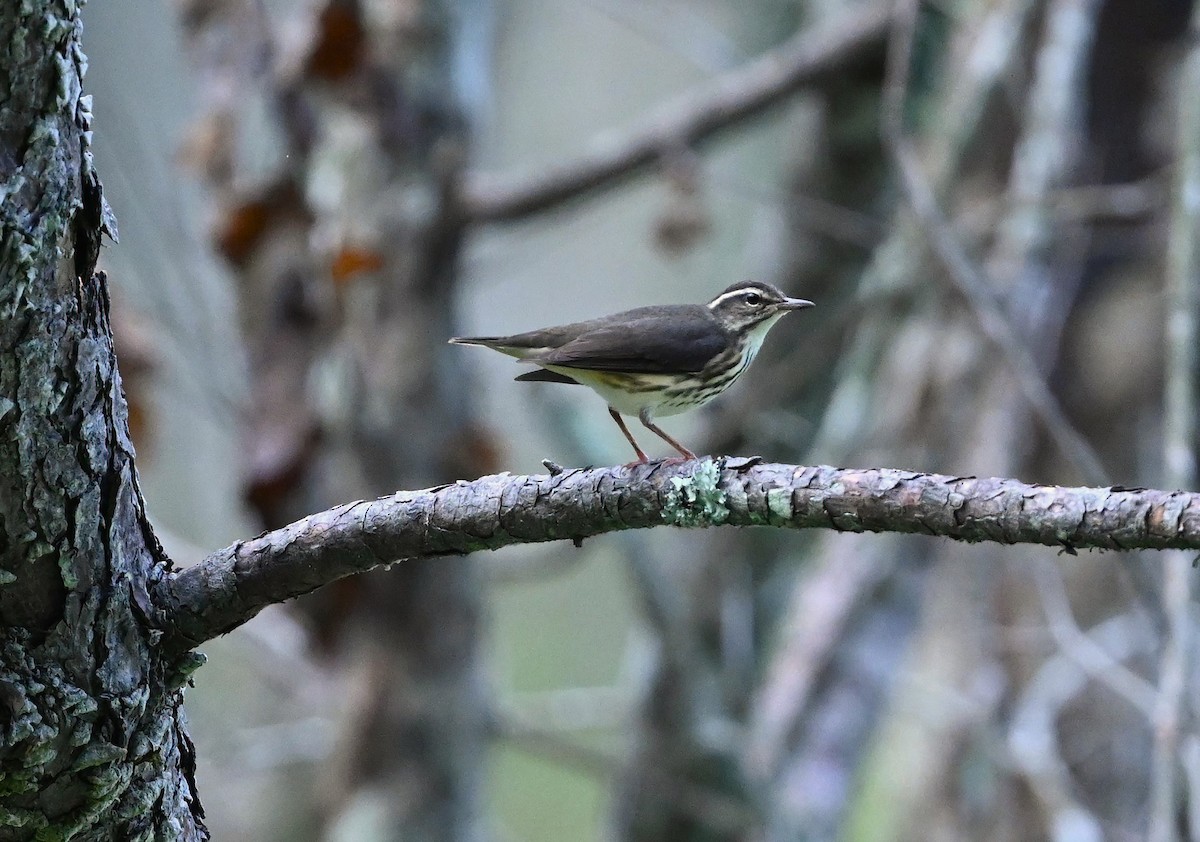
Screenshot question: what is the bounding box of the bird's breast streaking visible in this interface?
[449,281,814,462]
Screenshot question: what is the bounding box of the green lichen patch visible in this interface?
[0,806,43,828]
[766,487,793,524]
[663,459,730,527]
[70,741,125,772]
[165,651,207,691]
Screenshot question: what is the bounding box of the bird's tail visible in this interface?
[448,336,540,360]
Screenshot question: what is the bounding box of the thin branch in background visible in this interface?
[949,177,1164,250]
[701,170,885,248]
[500,685,635,733]
[919,0,1042,180]
[1150,4,1200,837]
[1182,736,1200,842]
[743,536,896,780]
[808,0,1040,466]
[984,0,1101,290]
[461,2,891,222]
[753,552,927,839]
[1030,561,1157,716]
[785,191,885,250]
[881,0,1109,485]
[496,720,757,835]
[983,0,1102,383]
[1051,177,1165,223]
[1008,613,1154,842]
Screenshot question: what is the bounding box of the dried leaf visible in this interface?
[330,246,386,286]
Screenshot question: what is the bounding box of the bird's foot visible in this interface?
[622,454,700,468]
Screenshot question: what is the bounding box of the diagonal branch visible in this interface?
[461,3,891,222]
[158,457,1200,651]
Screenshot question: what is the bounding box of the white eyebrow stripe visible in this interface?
[707,288,757,309]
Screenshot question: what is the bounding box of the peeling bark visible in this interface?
[0,3,204,839]
[159,459,1197,650]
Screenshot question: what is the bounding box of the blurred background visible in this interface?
[83,0,1197,839]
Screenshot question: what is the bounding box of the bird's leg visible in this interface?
[638,408,697,460]
[609,407,649,463]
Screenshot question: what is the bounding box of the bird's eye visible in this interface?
[744,292,762,306]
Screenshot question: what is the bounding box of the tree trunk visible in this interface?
[0,2,205,839]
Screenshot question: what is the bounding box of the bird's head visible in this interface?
[706,281,814,334]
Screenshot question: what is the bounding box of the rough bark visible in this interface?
[0,2,205,839]
[156,459,1200,650]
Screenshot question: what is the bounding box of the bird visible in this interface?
[449,281,815,462]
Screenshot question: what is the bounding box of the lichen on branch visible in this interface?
[158,457,1200,650]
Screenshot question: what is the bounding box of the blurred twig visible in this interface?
[985,0,1100,291]
[985,0,1102,377]
[950,178,1165,247]
[783,190,885,250]
[1009,612,1154,842]
[461,2,891,222]
[743,535,928,838]
[1051,177,1165,222]
[1031,561,1157,715]
[1150,4,1200,837]
[496,719,757,835]
[743,538,896,779]
[881,0,1108,485]
[501,685,635,733]
[1183,736,1200,842]
[811,0,1042,467]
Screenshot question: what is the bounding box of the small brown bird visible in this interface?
[450,281,814,461]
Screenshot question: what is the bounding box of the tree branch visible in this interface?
[460,3,890,223]
[159,458,1200,650]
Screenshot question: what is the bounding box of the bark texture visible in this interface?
[159,459,1200,649]
[0,2,204,839]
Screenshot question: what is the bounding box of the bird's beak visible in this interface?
[781,297,815,310]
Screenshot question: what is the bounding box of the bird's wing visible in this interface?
[530,311,729,374]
